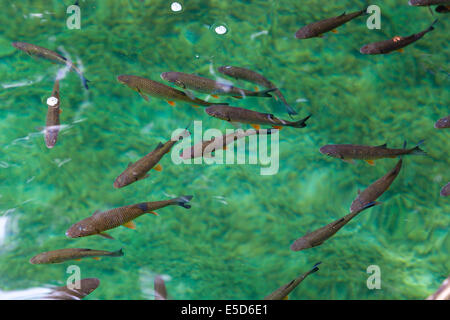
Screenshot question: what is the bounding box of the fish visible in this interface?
[205,105,311,129]
[436,4,450,12]
[434,115,450,128]
[48,278,100,300]
[263,262,321,300]
[295,8,367,39]
[154,275,168,300]
[319,141,426,165]
[29,248,124,264]
[117,75,228,107]
[441,182,450,197]
[217,65,297,116]
[290,202,377,252]
[180,129,272,159]
[409,0,450,6]
[160,71,276,99]
[350,159,402,213]
[426,276,450,300]
[360,20,437,55]
[11,42,89,90]
[44,79,61,149]
[114,129,189,188]
[65,196,193,239]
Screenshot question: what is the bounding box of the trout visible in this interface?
[435,115,450,128]
[441,182,450,197]
[66,196,193,239]
[160,71,276,99]
[217,65,297,116]
[117,75,228,107]
[319,141,426,165]
[295,9,367,39]
[350,159,402,213]
[30,248,124,264]
[44,80,61,148]
[48,278,100,300]
[360,20,437,54]
[409,0,450,6]
[263,262,321,300]
[12,42,89,89]
[205,105,311,129]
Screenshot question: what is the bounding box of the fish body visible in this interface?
[295,9,367,39]
[160,71,275,98]
[441,182,450,197]
[180,129,270,159]
[319,142,426,163]
[117,75,227,107]
[264,262,321,300]
[360,20,437,54]
[12,42,89,89]
[409,0,450,6]
[350,159,402,213]
[290,202,377,252]
[29,248,123,264]
[206,105,311,129]
[66,196,193,239]
[45,80,61,148]
[217,65,297,116]
[435,115,450,128]
[49,278,100,300]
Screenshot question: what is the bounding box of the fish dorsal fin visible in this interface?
[376,143,387,148]
[153,142,164,151]
[340,11,346,16]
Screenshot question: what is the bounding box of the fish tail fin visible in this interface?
[254,88,277,98]
[292,114,312,128]
[310,261,322,273]
[428,19,438,32]
[112,248,124,257]
[284,103,298,117]
[172,195,193,209]
[409,140,427,156]
[73,66,89,90]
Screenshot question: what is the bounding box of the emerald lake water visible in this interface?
[0,0,448,300]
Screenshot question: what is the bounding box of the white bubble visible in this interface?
[214,25,227,35]
[47,96,58,107]
[171,2,182,12]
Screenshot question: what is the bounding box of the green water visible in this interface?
[0,0,448,300]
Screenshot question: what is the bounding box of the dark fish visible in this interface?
[44,79,61,148]
[441,182,450,196]
[205,105,311,129]
[160,71,276,99]
[117,75,228,107]
[434,115,450,128]
[66,196,193,239]
[114,129,189,188]
[263,262,321,300]
[295,9,367,39]
[12,42,89,89]
[48,278,100,300]
[290,202,377,252]
[217,65,297,116]
[427,276,450,300]
[29,248,124,264]
[319,141,426,165]
[350,159,402,213]
[180,129,271,160]
[436,4,450,12]
[360,20,437,54]
[409,0,450,6]
[154,275,168,300]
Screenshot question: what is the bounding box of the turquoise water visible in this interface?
[0,0,448,300]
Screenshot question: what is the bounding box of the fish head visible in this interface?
[359,44,374,55]
[205,106,228,120]
[160,72,184,88]
[65,221,94,238]
[117,75,134,86]
[408,0,420,6]
[217,66,233,76]
[319,145,340,158]
[113,173,133,189]
[45,128,59,149]
[295,28,311,39]
[11,42,26,50]
[29,255,43,264]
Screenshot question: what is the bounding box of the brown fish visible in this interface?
[180,129,271,160]
[65,196,193,239]
[409,0,450,6]
[205,105,311,129]
[427,276,450,300]
[319,141,426,165]
[435,115,450,128]
[12,42,89,89]
[217,65,297,116]
[48,278,100,300]
[263,262,321,300]
[114,129,189,188]
[154,275,168,300]
[29,248,124,264]
[436,4,450,12]
[44,79,61,148]
[160,71,276,99]
[295,9,367,39]
[290,202,377,252]
[117,75,228,107]
[360,20,437,55]
[441,182,450,197]
[350,159,402,213]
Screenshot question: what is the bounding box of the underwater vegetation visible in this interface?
[0,0,448,300]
